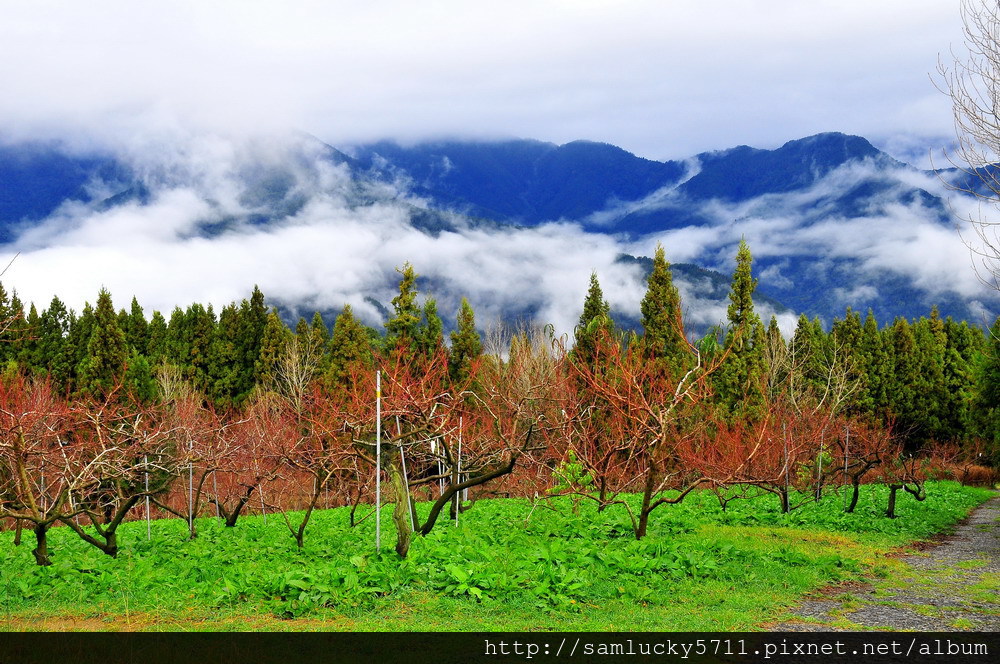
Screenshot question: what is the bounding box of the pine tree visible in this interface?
[449,297,482,385]
[639,244,686,371]
[78,289,128,398]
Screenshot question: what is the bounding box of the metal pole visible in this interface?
[375,370,382,551]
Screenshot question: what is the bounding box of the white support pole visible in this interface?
[376,369,381,550]
[145,455,151,541]
[188,439,194,536]
[455,416,462,526]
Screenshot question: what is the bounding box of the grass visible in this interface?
[0,481,993,632]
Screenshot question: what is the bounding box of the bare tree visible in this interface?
[937,0,1000,289]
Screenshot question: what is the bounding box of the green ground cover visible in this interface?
[1,481,993,631]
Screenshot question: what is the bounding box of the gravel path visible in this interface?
[773,494,1000,632]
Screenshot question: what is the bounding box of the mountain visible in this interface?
[351,132,985,325]
[0,131,994,332]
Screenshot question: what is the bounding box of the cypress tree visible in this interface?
[385,263,422,350]
[208,303,243,407]
[975,316,1000,464]
[885,317,921,446]
[573,272,614,367]
[125,296,149,354]
[325,304,374,390]
[147,310,168,367]
[36,296,71,386]
[715,239,765,416]
[241,286,268,390]
[449,297,482,385]
[185,303,216,392]
[78,289,128,398]
[639,244,686,371]
[418,298,445,358]
[257,309,291,388]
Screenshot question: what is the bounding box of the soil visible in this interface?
[772,494,1000,632]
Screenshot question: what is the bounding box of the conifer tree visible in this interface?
[185,303,216,393]
[18,303,40,368]
[385,263,422,350]
[257,309,291,388]
[885,316,921,444]
[573,272,614,367]
[146,310,168,367]
[856,310,889,418]
[715,239,765,416]
[975,316,1000,464]
[60,304,94,394]
[78,289,128,397]
[325,304,374,390]
[418,298,445,357]
[241,286,268,389]
[449,297,482,385]
[208,303,243,407]
[124,296,149,354]
[639,244,686,371]
[35,296,70,386]
[164,307,188,367]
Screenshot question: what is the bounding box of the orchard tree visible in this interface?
[0,376,78,565]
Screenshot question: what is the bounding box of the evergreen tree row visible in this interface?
[1,242,997,464]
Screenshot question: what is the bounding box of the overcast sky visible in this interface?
[0,0,967,163]
[0,0,991,335]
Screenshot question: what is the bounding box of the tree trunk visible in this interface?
[32,523,52,566]
[388,460,413,558]
[14,519,22,546]
[635,466,656,540]
[778,487,790,514]
[845,479,861,513]
[886,483,901,519]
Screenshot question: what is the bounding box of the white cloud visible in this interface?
[0,0,966,160]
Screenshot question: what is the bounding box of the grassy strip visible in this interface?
[1,481,994,632]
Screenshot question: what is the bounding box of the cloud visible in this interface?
[0,0,966,160]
